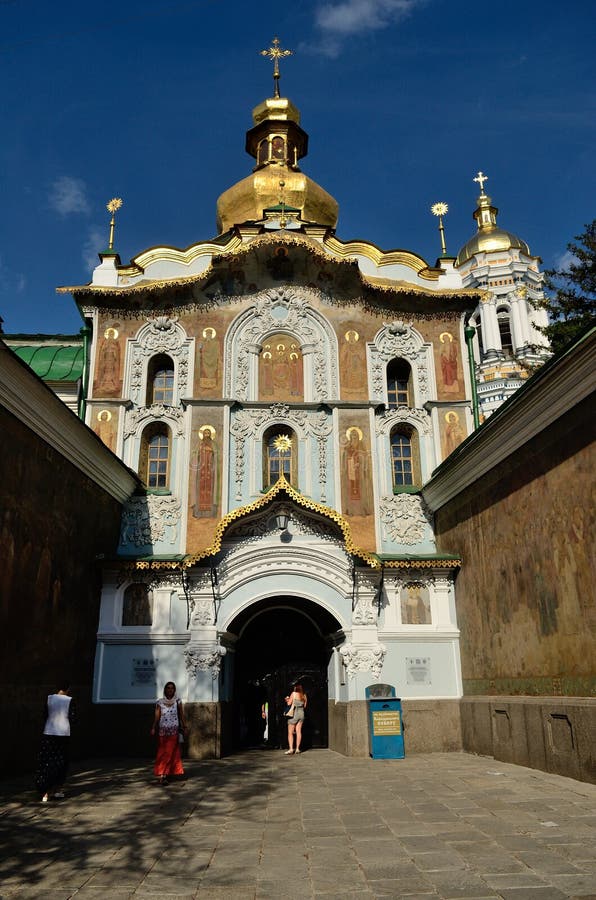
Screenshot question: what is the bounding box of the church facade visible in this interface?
[56,56,552,757]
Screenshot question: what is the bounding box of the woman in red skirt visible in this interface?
[150,681,188,784]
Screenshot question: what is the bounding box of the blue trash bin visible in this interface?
[366,683,405,759]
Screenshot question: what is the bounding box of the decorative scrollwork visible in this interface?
[120,495,182,548]
[123,403,186,437]
[379,494,432,546]
[340,642,386,680]
[184,645,226,679]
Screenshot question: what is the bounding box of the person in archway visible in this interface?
[285,682,307,755]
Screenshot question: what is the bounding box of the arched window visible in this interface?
[122,583,153,626]
[387,359,412,408]
[146,354,174,406]
[263,425,297,489]
[139,423,171,489]
[390,425,420,489]
[257,139,269,166]
[497,308,513,355]
[271,135,285,161]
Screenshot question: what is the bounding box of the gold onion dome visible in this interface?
[216,93,339,233]
[456,179,529,267]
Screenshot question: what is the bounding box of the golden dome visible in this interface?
[216,92,339,234]
[216,165,338,233]
[456,227,530,267]
[456,184,530,267]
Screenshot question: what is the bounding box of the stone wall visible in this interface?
[434,395,595,697]
[329,699,463,757]
[461,697,596,784]
[0,406,124,773]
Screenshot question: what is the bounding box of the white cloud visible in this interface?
[49,175,90,216]
[82,225,106,271]
[553,250,578,272]
[310,0,426,54]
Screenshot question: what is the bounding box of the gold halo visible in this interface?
[345,426,363,441]
[97,410,112,422]
[104,327,119,340]
[345,329,359,343]
[444,411,459,423]
[199,425,216,439]
[439,331,453,343]
[202,326,216,339]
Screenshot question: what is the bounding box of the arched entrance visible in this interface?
[228,597,341,751]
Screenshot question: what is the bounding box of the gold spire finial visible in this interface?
[431,202,449,256]
[473,171,488,194]
[278,180,287,228]
[106,197,123,251]
[260,37,293,99]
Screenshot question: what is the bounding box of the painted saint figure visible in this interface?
[439,332,460,395]
[444,411,465,457]
[340,329,365,395]
[198,327,220,390]
[96,328,121,396]
[341,427,372,516]
[191,426,219,518]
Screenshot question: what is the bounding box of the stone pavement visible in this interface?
[1,750,595,900]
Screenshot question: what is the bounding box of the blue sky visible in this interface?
[1,0,595,334]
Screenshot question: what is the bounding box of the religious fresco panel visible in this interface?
[186,407,225,552]
[439,409,468,459]
[92,406,119,453]
[337,320,370,400]
[93,323,123,397]
[337,411,375,552]
[258,332,303,401]
[400,582,432,624]
[190,311,232,399]
[426,321,466,402]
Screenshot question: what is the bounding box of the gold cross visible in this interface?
[473,171,488,193]
[260,37,293,98]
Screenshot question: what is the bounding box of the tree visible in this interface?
[535,220,596,354]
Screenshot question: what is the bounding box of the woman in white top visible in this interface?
[150,681,188,784]
[35,681,73,802]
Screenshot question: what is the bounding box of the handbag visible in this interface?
[284,705,295,718]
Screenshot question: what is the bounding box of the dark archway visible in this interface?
[228,597,341,752]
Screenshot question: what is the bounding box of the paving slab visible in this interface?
[1,750,595,899]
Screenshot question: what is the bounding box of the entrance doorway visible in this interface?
[230,599,340,751]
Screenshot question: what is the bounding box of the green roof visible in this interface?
[11,345,84,382]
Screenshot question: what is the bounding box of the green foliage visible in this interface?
[534,220,596,354]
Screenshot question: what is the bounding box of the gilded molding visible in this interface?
[58,231,485,304]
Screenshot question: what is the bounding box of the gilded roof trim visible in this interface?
[134,475,381,571]
[58,231,485,303]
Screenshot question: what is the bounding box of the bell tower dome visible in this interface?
[216,38,339,234]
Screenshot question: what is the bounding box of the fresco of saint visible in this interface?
[190,426,219,518]
[341,427,373,516]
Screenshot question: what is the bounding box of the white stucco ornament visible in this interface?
[184,645,226,679]
[340,642,386,680]
[379,494,430,545]
[120,494,181,547]
[190,597,215,626]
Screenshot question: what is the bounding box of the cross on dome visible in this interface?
[260,37,293,98]
[473,171,488,194]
